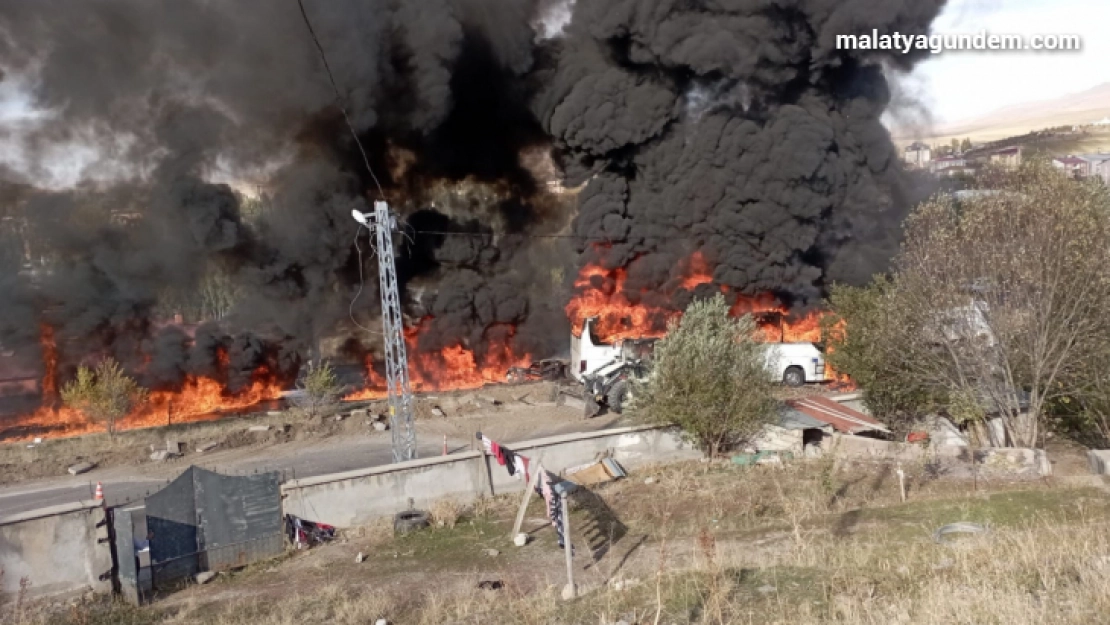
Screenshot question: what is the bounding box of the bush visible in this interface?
[633,294,777,456]
[292,360,345,418]
[60,358,148,438]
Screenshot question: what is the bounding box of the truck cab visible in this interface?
[570,318,624,382]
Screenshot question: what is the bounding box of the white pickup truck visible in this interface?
[570,317,827,386]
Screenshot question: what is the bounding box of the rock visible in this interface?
[757,584,777,595]
[266,411,283,417]
[150,450,177,462]
[483,548,500,557]
[477,395,501,406]
[513,533,529,547]
[355,552,365,563]
[195,441,219,453]
[373,421,389,432]
[249,425,271,432]
[334,415,346,422]
[609,577,642,591]
[68,462,96,476]
[431,406,446,417]
[375,620,390,625]
[643,477,655,485]
[165,440,181,455]
[933,558,954,571]
[561,583,577,601]
[195,571,217,585]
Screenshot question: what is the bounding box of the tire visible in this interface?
[783,366,805,387]
[393,510,430,535]
[607,380,629,414]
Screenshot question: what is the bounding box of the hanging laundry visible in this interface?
[477,432,528,481]
[535,466,570,552]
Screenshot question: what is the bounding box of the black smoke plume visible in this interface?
[536,0,946,311]
[0,0,945,411]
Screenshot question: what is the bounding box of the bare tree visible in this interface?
[633,294,778,457]
[875,161,1110,447]
[61,359,149,439]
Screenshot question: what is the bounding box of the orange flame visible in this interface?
[6,329,285,442]
[565,251,855,388]
[344,320,531,400]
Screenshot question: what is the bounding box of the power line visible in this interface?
[296,0,384,200]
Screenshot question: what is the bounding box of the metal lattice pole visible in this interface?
[372,201,417,462]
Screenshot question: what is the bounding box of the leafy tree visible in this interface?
[822,278,943,432]
[633,294,778,457]
[292,360,345,418]
[61,359,148,438]
[832,160,1110,447]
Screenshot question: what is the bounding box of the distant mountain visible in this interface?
[897,83,1110,144]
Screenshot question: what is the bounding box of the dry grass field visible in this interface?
[8,452,1110,625]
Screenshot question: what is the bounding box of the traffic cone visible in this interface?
[94,482,104,501]
[442,434,448,456]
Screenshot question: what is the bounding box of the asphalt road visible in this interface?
[0,406,619,517]
[0,437,448,516]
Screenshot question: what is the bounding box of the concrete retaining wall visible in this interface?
[0,500,113,600]
[281,425,702,528]
[826,433,1051,478]
[1088,450,1110,475]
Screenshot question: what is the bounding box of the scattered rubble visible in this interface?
[351,408,370,419]
[150,450,179,462]
[373,421,389,432]
[248,425,271,432]
[196,441,220,453]
[482,548,500,557]
[266,411,283,417]
[431,406,446,417]
[355,552,366,563]
[68,462,96,475]
[195,571,217,585]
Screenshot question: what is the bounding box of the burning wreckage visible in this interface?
[0,0,942,441]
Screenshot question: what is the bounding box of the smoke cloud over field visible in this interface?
[0,0,945,394]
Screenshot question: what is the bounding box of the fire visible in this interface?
[566,251,855,388]
[345,320,531,400]
[566,252,826,343]
[566,253,720,342]
[4,330,285,442]
[39,324,57,398]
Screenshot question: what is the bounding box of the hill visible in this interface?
[896,82,1110,145]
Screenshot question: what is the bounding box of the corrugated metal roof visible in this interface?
[785,397,889,435]
[777,405,833,431]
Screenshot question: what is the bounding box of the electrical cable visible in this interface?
[349,225,382,335]
[296,0,388,335]
[296,0,384,199]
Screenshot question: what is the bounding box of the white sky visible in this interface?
[909,0,1110,124]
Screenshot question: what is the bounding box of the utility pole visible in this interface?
[354,201,417,462]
